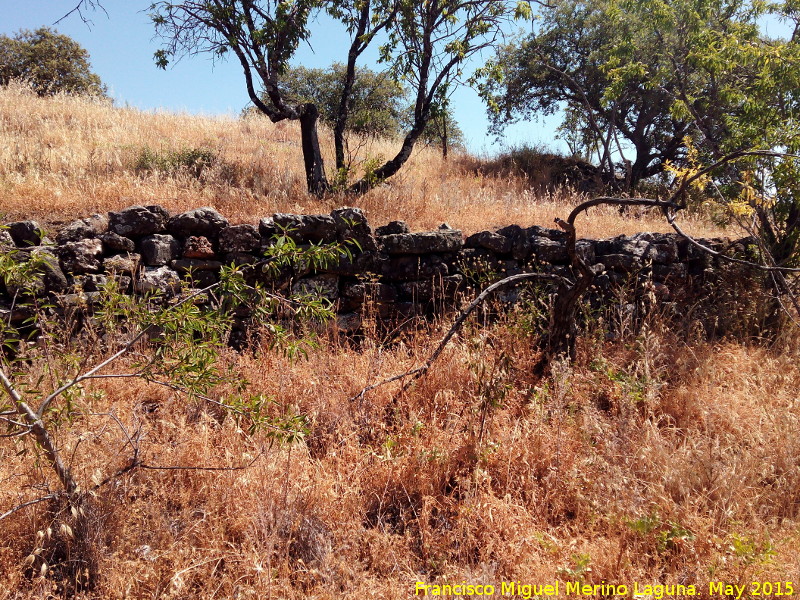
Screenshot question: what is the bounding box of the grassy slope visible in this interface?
[1,84,798,598]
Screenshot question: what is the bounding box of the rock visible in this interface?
[392,277,463,305]
[458,248,505,281]
[218,224,260,254]
[34,248,68,293]
[497,225,531,261]
[168,207,228,239]
[340,281,398,303]
[375,220,410,236]
[223,252,260,268]
[465,231,513,255]
[575,240,596,264]
[528,225,568,241]
[335,312,362,333]
[104,253,140,274]
[81,274,109,292]
[597,233,678,264]
[601,253,642,273]
[57,291,103,308]
[170,259,224,275]
[619,233,678,264]
[382,254,449,282]
[530,236,569,264]
[8,247,69,294]
[323,250,379,276]
[441,274,466,298]
[140,234,181,266]
[0,302,35,324]
[7,220,44,247]
[273,213,337,244]
[292,274,339,301]
[182,236,216,259]
[99,231,136,253]
[109,205,169,237]
[134,266,181,295]
[332,207,378,252]
[185,270,218,288]
[397,280,434,302]
[380,229,462,255]
[56,214,108,244]
[0,228,14,249]
[259,217,279,241]
[58,238,104,274]
[653,263,688,282]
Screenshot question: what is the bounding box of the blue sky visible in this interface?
[0,0,551,155]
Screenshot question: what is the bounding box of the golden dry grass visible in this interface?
[0,82,722,239]
[1,83,798,599]
[1,314,799,599]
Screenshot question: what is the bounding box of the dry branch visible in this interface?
[349,271,566,402]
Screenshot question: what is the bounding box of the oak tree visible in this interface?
[0,27,106,97]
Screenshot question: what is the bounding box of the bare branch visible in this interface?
[0,494,60,522]
[349,272,566,401]
[54,0,107,26]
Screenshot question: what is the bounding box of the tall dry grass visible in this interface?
[0,82,722,239]
[1,304,798,599]
[1,83,798,599]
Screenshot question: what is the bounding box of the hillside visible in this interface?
[0,82,722,239]
[1,83,799,599]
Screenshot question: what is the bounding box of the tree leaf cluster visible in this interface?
[0,27,106,97]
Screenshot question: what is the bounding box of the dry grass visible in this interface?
[0,82,722,239]
[2,83,798,599]
[1,311,798,599]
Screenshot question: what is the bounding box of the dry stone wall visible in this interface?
[1,204,751,332]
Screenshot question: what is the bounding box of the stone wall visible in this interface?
[1,204,751,332]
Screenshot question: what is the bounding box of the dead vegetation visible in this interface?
[1,83,799,599]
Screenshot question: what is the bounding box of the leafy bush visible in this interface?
[133,146,217,178]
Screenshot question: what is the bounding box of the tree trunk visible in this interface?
[441,113,448,160]
[299,103,329,196]
[542,273,593,364]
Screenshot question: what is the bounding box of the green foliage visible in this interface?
[0,236,351,449]
[557,553,593,582]
[149,0,526,195]
[0,27,106,97]
[481,0,800,188]
[134,146,217,178]
[628,512,695,554]
[729,533,776,565]
[401,101,466,154]
[271,63,407,140]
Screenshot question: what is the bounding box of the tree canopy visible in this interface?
[482,0,800,189]
[0,27,106,97]
[273,63,406,140]
[149,0,530,196]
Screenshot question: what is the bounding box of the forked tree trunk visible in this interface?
[299,103,329,196]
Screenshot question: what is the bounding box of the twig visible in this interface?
[36,279,225,418]
[349,272,566,401]
[54,0,107,26]
[0,494,59,522]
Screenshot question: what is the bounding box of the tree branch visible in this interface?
[349,272,567,401]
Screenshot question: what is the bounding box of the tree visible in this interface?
[481,0,797,189]
[0,233,346,591]
[149,1,530,196]
[401,98,466,158]
[344,0,530,194]
[273,63,406,140]
[0,27,106,97]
